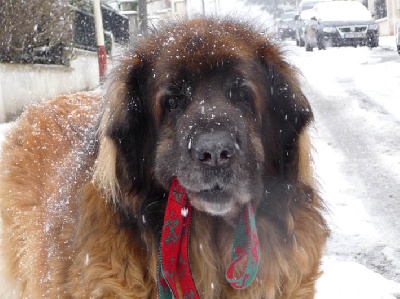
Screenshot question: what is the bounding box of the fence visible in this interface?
[73,5,129,52]
[0,5,129,65]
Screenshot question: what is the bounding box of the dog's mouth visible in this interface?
[190,183,229,202]
[201,183,224,194]
[184,183,249,218]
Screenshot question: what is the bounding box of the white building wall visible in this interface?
[0,49,101,122]
[372,0,400,35]
[172,0,186,15]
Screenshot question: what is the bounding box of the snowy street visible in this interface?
[286,43,400,297]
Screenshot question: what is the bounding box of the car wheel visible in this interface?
[305,42,313,51]
[367,41,378,48]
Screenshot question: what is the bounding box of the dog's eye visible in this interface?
[233,89,249,102]
[167,97,178,111]
[165,96,182,113]
[234,77,245,87]
[229,79,253,110]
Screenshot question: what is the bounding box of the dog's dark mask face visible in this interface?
[154,64,267,218]
[101,19,313,222]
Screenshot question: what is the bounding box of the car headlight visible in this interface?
[369,24,379,30]
[322,27,337,33]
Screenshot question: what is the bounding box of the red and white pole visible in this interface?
[93,0,106,83]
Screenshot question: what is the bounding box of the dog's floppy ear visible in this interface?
[94,54,156,206]
[260,47,313,179]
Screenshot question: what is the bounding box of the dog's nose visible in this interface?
[192,131,236,167]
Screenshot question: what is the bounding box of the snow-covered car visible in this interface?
[303,0,379,51]
[276,10,297,39]
[295,0,331,46]
[396,22,400,54]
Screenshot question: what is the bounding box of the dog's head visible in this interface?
[94,18,312,221]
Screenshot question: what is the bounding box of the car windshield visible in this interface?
[281,11,297,21]
[302,2,319,10]
[314,1,373,21]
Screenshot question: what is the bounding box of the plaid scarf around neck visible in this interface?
[157,178,260,299]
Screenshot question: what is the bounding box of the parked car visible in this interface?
[276,11,297,40]
[303,1,379,51]
[397,22,400,54]
[295,0,331,46]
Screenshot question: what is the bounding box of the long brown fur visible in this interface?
[0,18,329,298]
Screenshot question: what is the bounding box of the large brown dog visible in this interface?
[0,18,329,298]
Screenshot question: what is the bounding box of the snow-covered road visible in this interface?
[287,43,400,298]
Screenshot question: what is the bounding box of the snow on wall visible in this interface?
[0,49,100,123]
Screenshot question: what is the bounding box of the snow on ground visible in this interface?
[313,127,400,298]
[380,35,398,52]
[0,123,13,143]
[318,256,400,299]
[286,38,400,298]
[288,43,400,120]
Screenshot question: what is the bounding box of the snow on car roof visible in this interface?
[313,1,373,22]
[299,0,331,11]
[300,9,315,19]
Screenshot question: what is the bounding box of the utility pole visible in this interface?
[93,0,106,83]
[138,0,148,35]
